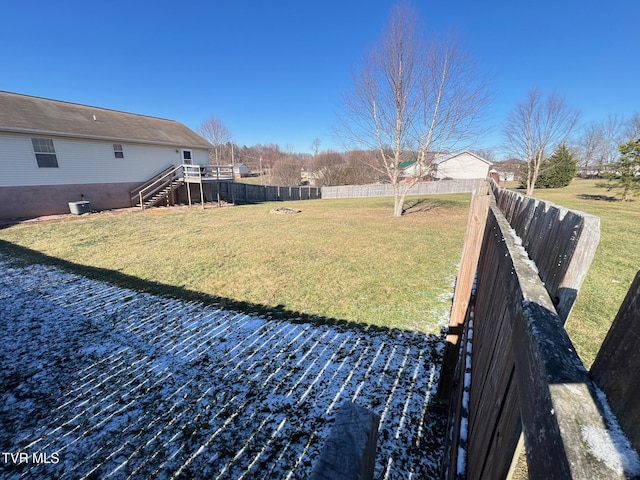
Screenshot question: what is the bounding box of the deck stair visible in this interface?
[130,165,183,209]
[130,164,234,209]
[141,179,183,208]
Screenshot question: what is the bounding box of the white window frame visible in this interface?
[181,149,193,165]
[31,138,59,168]
[113,144,124,159]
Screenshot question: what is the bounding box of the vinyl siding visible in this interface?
[434,152,490,179]
[0,132,209,187]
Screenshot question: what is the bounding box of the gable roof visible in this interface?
[433,150,492,166]
[0,91,211,149]
[399,160,415,169]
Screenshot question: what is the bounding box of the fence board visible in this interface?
[488,205,621,478]
[321,179,483,199]
[437,183,490,404]
[475,372,520,480]
[465,212,521,480]
[590,270,640,454]
[491,182,600,323]
[219,183,321,204]
[440,194,633,479]
[442,310,471,479]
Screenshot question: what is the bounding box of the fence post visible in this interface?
[436,181,491,404]
[590,270,640,453]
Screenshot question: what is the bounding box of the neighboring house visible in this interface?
[0,91,212,219]
[301,167,318,186]
[399,160,432,179]
[398,152,439,179]
[432,150,492,180]
[492,158,526,182]
[233,163,251,178]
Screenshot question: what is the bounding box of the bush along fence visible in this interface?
[437,179,640,479]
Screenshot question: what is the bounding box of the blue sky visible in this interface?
[1,0,637,157]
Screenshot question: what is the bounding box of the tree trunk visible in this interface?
[393,194,404,217]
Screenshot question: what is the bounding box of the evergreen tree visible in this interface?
[597,139,640,201]
[534,144,577,188]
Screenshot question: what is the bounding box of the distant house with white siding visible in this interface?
[233,163,251,178]
[432,150,492,180]
[0,91,212,219]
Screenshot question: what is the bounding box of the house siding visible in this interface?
[434,152,491,179]
[0,132,209,187]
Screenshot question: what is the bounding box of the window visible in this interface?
[182,149,193,164]
[113,144,124,159]
[31,138,59,168]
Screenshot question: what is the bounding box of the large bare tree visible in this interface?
[338,3,490,217]
[503,89,580,195]
[198,116,233,164]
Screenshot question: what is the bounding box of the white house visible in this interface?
[0,91,212,219]
[432,151,492,180]
[233,163,251,178]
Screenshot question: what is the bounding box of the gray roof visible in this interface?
[433,150,492,166]
[0,91,212,149]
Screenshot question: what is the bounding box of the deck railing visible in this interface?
[181,164,234,183]
[130,164,235,209]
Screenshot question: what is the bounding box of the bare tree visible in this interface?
[576,115,625,176]
[503,89,580,195]
[337,3,490,216]
[198,116,233,164]
[273,158,302,186]
[312,150,347,186]
[625,113,640,141]
[311,138,321,157]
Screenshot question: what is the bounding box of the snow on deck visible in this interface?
[0,256,446,479]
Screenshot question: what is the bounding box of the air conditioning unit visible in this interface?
[68,201,91,215]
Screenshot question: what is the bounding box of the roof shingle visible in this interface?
[0,91,211,149]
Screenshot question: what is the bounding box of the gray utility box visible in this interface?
[68,201,91,215]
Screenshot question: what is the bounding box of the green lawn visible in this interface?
[0,195,471,334]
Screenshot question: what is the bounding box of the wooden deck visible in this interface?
[181,164,234,182]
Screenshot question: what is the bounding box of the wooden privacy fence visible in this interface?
[212,179,480,205]
[217,182,321,204]
[321,179,483,199]
[437,180,640,478]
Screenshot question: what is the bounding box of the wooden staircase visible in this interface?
[130,164,235,210]
[141,179,183,208]
[130,165,183,209]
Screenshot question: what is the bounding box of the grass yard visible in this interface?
[505,179,640,368]
[1,180,635,367]
[0,194,471,334]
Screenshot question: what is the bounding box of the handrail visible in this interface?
[131,164,235,209]
[129,165,177,205]
[182,164,234,182]
[135,165,183,209]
